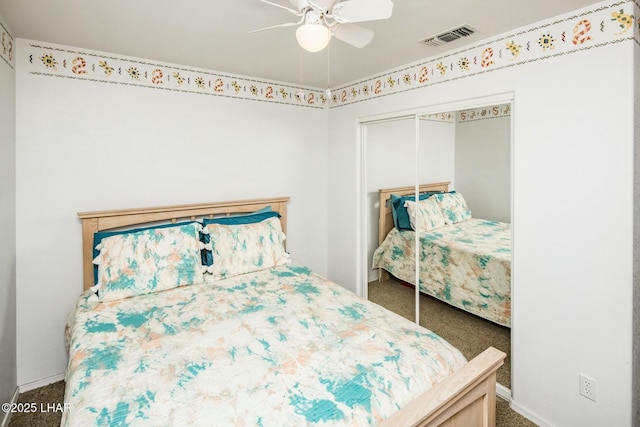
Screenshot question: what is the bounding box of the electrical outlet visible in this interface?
[579,374,597,401]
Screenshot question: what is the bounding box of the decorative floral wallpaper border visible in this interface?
[419,104,510,123]
[1,18,14,69]
[421,112,455,123]
[25,43,327,109]
[21,0,638,109]
[330,0,638,108]
[458,104,511,123]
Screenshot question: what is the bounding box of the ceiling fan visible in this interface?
[250,0,394,52]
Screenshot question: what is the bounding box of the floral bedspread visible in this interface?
[63,263,466,426]
[372,219,511,327]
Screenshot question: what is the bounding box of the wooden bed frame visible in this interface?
[377,182,451,281]
[77,196,505,427]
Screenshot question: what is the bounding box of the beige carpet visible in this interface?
[8,381,65,427]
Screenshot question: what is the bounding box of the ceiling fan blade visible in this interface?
[248,20,301,33]
[332,23,374,48]
[331,0,393,23]
[288,0,310,12]
[258,0,303,15]
[307,0,340,12]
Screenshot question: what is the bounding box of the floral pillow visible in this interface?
[93,222,205,302]
[434,191,472,225]
[205,216,291,281]
[200,208,280,267]
[391,193,436,231]
[405,197,447,232]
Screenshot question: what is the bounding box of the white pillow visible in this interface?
[405,197,447,232]
[434,192,472,224]
[205,217,291,281]
[93,222,205,302]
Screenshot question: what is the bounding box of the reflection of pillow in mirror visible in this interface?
[391,193,436,231]
[405,198,446,232]
[434,192,471,224]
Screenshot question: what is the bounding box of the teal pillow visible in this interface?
[391,193,438,231]
[201,207,277,226]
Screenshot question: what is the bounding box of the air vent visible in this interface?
[420,25,477,47]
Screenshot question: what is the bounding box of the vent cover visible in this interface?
[420,25,477,47]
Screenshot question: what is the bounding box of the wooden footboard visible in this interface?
[380,347,506,427]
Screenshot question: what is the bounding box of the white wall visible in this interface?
[327,2,634,425]
[633,17,639,425]
[365,118,455,282]
[15,39,329,388]
[419,118,456,186]
[0,15,17,415]
[455,112,511,222]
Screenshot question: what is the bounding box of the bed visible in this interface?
[372,184,511,328]
[64,197,505,426]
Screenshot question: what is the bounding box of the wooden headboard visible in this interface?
[77,197,290,291]
[378,182,450,248]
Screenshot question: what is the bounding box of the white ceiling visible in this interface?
[0,0,602,88]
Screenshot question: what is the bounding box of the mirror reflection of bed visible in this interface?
[364,102,513,392]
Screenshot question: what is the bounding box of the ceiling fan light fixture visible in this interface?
[296,24,331,52]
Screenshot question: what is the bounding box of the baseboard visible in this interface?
[496,383,511,401]
[1,386,19,427]
[510,398,555,427]
[19,373,65,393]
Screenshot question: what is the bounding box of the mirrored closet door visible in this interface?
[362,96,513,396]
[364,116,417,291]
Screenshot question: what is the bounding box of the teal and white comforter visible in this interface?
[372,219,511,327]
[63,264,466,426]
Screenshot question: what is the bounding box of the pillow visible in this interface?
[93,222,205,301]
[202,207,278,226]
[391,193,436,231]
[201,207,279,266]
[92,221,198,285]
[405,197,447,231]
[434,191,472,224]
[205,216,291,281]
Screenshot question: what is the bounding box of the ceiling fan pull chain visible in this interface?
[326,43,332,98]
